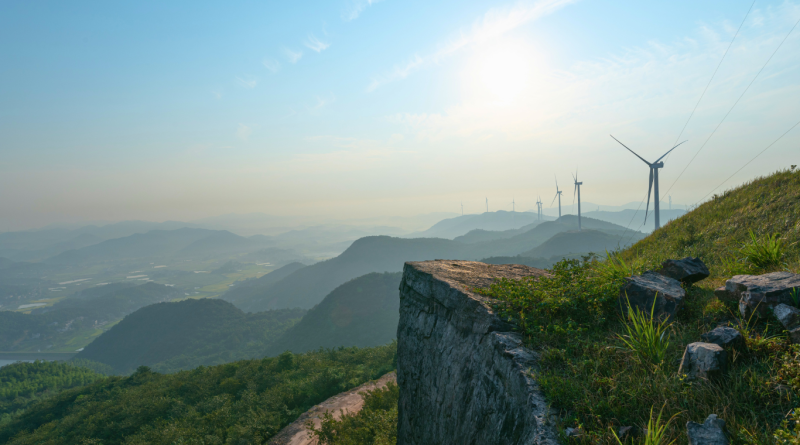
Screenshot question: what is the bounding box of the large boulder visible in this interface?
[715,272,800,306]
[700,326,746,353]
[656,257,710,284]
[687,414,728,445]
[678,342,727,380]
[773,303,800,343]
[620,272,685,321]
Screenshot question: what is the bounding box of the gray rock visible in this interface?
[700,326,746,353]
[617,426,634,439]
[620,271,685,321]
[773,304,800,343]
[397,260,559,445]
[687,414,728,445]
[565,427,583,439]
[656,257,710,284]
[678,342,727,380]
[716,272,800,313]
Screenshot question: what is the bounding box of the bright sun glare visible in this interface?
[469,42,533,103]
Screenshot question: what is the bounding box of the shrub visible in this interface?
[309,382,399,445]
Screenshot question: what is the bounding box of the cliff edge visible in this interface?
[397,260,558,445]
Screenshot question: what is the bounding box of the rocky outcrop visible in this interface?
[619,272,686,321]
[714,272,800,307]
[774,304,800,343]
[657,257,710,284]
[268,372,397,445]
[679,342,727,380]
[700,327,746,353]
[687,414,728,445]
[397,260,558,445]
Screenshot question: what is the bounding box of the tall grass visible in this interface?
[740,229,785,269]
[611,404,679,445]
[617,295,672,366]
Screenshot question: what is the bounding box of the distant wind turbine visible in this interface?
[535,196,543,221]
[550,176,563,218]
[572,169,583,231]
[461,202,464,216]
[610,135,687,230]
[512,198,515,212]
[486,197,488,213]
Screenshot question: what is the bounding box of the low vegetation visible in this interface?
[475,170,800,443]
[309,381,399,445]
[0,343,396,444]
[0,361,104,425]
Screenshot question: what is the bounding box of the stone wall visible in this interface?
[396,260,558,445]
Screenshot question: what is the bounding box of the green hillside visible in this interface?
[75,299,305,374]
[0,282,180,352]
[0,361,104,423]
[267,272,402,355]
[477,169,800,441]
[620,169,800,277]
[0,344,396,445]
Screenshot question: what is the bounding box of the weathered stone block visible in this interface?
[720,272,800,313]
[774,303,800,343]
[678,342,727,380]
[397,260,558,445]
[656,257,710,284]
[700,327,745,353]
[687,414,728,445]
[620,272,685,321]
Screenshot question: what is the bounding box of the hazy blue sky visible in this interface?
[1,0,799,230]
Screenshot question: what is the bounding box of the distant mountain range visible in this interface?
[406,211,553,239]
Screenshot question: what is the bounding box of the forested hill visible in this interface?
[267,272,402,355]
[0,344,396,444]
[74,299,305,374]
[221,262,307,312]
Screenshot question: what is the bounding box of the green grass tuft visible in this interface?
[741,229,786,270]
[617,295,673,367]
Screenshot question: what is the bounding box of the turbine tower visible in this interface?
[551,176,563,218]
[572,170,583,231]
[535,196,543,220]
[610,135,687,230]
[512,198,515,212]
[461,202,464,216]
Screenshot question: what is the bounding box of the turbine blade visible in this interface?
[550,192,558,206]
[654,140,688,163]
[645,168,653,223]
[610,135,652,166]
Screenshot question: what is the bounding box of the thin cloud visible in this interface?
[367,0,575,91]
[343,0,383,21]
[236,124,252,141]
[211,91,222,99]
[262,59,281,73]
[283,47,304,63]
[311,94,336,111]
[235,76,258,89]
[305,34,331,53]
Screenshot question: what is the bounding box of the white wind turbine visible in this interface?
[551,176,563,218]
[610,136,687,230]
[572,170,582,231]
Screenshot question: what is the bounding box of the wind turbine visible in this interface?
[461,202,464,216]
[572,170,582,231]
[610,136,687,230]
[512,198,515,212]
[486,197,488,213]
[550,176,563,218]
[535,196,543,220]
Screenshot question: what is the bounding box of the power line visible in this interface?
[663,12,800,198]
[614,1,756,247]
[693,117,800,206]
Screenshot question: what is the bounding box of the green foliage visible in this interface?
[740,230,785,270]
[0,361,105,424]
[617,296,673,366]
[479,257,622,342]
[309,381,399,445]
[775,409,800,444]
[0,343,396,444]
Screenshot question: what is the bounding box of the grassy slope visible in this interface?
[620,169,800,278]
[479,170,800,443]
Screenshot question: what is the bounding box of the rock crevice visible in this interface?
[397,260,558,445]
